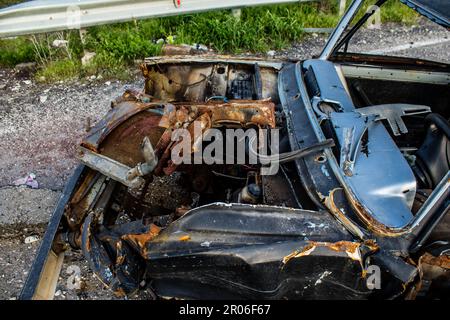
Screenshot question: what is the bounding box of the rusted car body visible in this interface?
[21,0,449,299]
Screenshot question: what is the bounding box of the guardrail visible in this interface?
[0,0,328,38]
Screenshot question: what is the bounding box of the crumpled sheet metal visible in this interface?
[81,100,162,152]
[142,55,284,70]
[79,97,276,180]
[82,214,162,296]
[159,99,276,129]
[141,55,281,103]
[82,97,276,153]
[282,240,378,266]
[157,100,276,175]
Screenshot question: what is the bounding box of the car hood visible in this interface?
[400,0,450,28]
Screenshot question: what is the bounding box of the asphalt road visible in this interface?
[0,20,448,300]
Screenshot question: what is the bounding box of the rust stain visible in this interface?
[115,241,126,265]
[84,99,276,177]
[141,58,280,102]
[65,169,99,229]
[420,253,450,269]
[326,184,431,238]
[324,187,413,238]
[81,101,162,152]
[69,169,98,205]
[175,205,190,217]
[324,188,365,239]
[347,192,408,237]
[142,54,284,70]
[114,287,127,298]
[160,100,276,129]
[161,44,201,56]
[179,235,191,241]
[330,53,448,69]
[282,243,316,264]
[121,224,161,249]
[187,112,212,153]
[99,112,164,167]
[406,253,450,299]
[282,240,367,265]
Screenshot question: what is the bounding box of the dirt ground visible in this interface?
[0,20,448,300]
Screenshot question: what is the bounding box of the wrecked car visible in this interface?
[21,0,449,299]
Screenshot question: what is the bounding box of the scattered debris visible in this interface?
[162,43,208,56]
[200,241,211,247]
[81,52,96,66]
[191,43,208,52]
[24,235,39,244]
[12,173,39,189]
[14,62,36,72]
[162,44,194,56]
[315,271,332,285]
[39,95,48,103]
[52,39,69,48]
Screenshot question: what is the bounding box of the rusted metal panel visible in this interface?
[143,55,284,70]
[32,251,65,300]
[78,146,146,189]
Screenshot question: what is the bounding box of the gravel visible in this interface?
[0,20,448,300]
[276,20,449,63]
[0,71,143,191]
[0,237,40,300]
[0,186,60,230]
[0,71,143,300]
[0,236,119,300]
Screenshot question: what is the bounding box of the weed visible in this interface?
[81,52,132,80]
[0,37,34,67]
[35,59,80,82]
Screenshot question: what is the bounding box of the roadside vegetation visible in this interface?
[0,0,418,82]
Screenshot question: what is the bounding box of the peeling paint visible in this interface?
[179,235,191,241]
[320,164,330,177]
[315,271,332,285]
[282,240,368,265]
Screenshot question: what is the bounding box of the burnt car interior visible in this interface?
[21,0,449,300]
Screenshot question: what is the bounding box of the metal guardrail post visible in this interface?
[231,8,242,21]
[339,0,346,16]
[366,5,381,29]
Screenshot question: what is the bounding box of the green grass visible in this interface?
[351,0,419,24]
[0,0,22,9]
[380,1,419,24]
[81,52,133,81]
[35,59,80,82]
[167,3,338,53]
[0,0,420,82]
[0,37,34,66]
